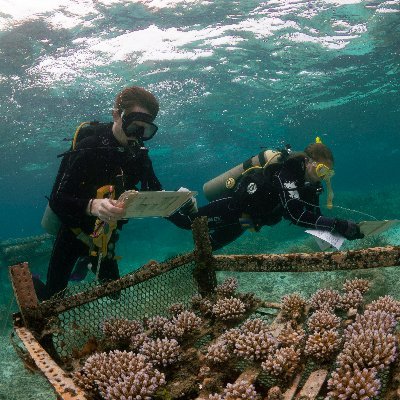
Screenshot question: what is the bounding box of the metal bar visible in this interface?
[214,246,400,273]
[192,217,216,296]
[296,369,328,399]
[9,262,39,328]
[15,326,87,400]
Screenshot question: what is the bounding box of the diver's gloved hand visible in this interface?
[334,219,364,240]
[177,187,198,215]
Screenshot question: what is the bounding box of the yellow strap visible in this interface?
[72,122,91,150]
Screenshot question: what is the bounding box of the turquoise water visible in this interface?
[0,0,399,398]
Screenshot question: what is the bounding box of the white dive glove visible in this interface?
[177,187,198,215]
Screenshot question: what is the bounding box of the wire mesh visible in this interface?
[50,261,198,359]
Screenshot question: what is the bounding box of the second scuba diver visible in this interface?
[169,140,364,250]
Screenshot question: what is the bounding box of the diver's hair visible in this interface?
[304,143,334,164]
[114,86,159,119]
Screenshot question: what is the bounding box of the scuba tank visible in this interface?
[41,203,61,235]
[203,149,284,202]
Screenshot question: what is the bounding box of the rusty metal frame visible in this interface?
[8,218,400,400]
[14,325,87,400]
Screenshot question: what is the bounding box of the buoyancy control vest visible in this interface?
[41,121,111,235]
[203,147,291,202]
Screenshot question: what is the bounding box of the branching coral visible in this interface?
[342,277,371,294]
[168,302,186,316]
[234,330,278,361]
[140,337,181,367]
[281,293,307,321]
[212,297,246,321]
[130,332,149,352]
[326,365,381,400]
[146,316,170,337]
[307,310,341,333]
[101,318,143,345]
[346,310,397,338]
[339,289,363,311]
[172,310,202,336]
[337,329,397,370]
[219,328,241,346]
[208,379,259,400]
[191,294,213,316]
[74,350,165,399]
[240,318,269,334]
[308,289,341,311]
[304,329,341,362]
[267,386,283,400]
[277,323,305,348]
[215,277,239,298]
[205,340,231,364]
[365,295,400,318]
[261,346,301,378]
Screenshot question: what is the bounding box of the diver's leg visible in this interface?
[44,225,87,299]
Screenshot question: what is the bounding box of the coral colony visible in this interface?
[73,277,400,399]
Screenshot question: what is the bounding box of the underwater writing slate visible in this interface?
[358,220,400,237]
[118,190,197,218]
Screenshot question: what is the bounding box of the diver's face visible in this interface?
[112,106,152,147]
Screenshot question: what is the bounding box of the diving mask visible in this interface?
[122,112,158,141]
[315,163,335,180]
[314,162,335,209]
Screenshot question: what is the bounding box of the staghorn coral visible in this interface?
[339,289,364,311]
[277,323,306,348]
[304,329,341,362]
[326,365,380,400]
[213,297,246,321]
[101,318,143,345]
[307,310,341,333]
[140,337,181,367]
[215,277,238,297]
[208,379,259,400]
[261,346,301,378]
[342,277,371,294]
[172,310,203,336]
[205,340,231,364]
[337,329,397,371]
[308,289,341,311]
[74,350,165,399]
[234,330,278,361]
[281,293,307,321]
[365,295,400,319]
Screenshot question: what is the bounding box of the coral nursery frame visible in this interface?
[9,217,400,400]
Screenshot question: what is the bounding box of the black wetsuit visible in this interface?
[36,123,162,300]
[169,156,337,250]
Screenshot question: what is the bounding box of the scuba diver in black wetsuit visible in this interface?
[35,86,164,301]
[169,140,364,250]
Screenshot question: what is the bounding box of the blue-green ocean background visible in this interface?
[0,0,399,398]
